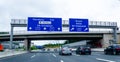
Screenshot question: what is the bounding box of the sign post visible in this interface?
[27,17,62,31]
[69,18,89,32]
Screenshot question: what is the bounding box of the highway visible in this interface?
[0,52,120,62]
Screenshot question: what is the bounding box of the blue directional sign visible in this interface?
[27,17,62,31]
[69,18,89,32]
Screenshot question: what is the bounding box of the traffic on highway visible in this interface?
[1,0,120,62]
[0,41,120,62]
[0,48,120,62]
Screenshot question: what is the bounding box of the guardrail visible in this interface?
[11,19,117,27]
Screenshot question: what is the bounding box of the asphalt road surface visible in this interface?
[0,52,120,62]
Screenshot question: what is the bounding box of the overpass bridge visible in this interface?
[0,31,104,41]
[0,19,119,51]
[0,30,120,50]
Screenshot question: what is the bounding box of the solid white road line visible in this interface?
[31,55,36,58]
[60,60,64,62]
[96,58,116,62]
[52,54,56,57]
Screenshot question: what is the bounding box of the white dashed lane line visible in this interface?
[52,54,57,57]
[72,53,80,56]
[96,58,116,62]
[31,55,36,58]
[60,60,64,62]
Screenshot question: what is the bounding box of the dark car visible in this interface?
[76,45,91,55]
[104,44,120,55]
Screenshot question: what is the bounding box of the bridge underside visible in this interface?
[0,33,104,51]
[0,33,103,41]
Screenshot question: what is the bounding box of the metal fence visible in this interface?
[11,19,117,27]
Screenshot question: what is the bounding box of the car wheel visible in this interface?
[79,52,82,55]
[70,53,72,55]
[104,51,108,55]
[59,52,63,55]
[76,52,78,54]
[59,53,61,55]
[89,52,91,55]
[113,51,116,55]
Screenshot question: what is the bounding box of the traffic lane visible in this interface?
[26,53,60,62]
[56,53,99,62]
[55,52,120,62]
[0,52,120,62]
[77,52,120,62]
[0,52,36,62]
[0,52,60,62]
[92,52,120,62]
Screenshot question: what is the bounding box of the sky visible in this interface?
[0,0,120,32]
[1,0,120,45]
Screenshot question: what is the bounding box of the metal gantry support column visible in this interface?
[10,25,13,49]
[113,27,118,44]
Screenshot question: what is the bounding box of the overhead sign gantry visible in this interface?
[10,17,118,50]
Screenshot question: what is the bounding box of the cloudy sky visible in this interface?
[0,0,120,31]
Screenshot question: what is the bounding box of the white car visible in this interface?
[59,45,72,55]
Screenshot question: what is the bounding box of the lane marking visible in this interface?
[72,53,80,56]
[52,54,56,57]
[96,58,116,62]
[93,54,101,56]
[31,55,36,58]
[0,57,11,60]
[75,55,80,56]
[60,60,64,62]
[72,53,77,55]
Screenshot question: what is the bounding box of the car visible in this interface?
[59,45,72,55]
[76,45,91,55]
[104,44,120,55]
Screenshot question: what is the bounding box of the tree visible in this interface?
[64,40,81,44]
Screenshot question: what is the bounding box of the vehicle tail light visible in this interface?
[88,48,91,50]
[116,48,120,50]
[80,48,84,50]
[62,49,65,51]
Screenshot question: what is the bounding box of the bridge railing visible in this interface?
[11,30,113,35]
[11,19,27,24]
[11,19,117,27]
[89,21,117,26]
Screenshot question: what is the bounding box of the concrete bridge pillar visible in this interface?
[118,34,120,44]
[102,34,113,48]
[24,38,31,52]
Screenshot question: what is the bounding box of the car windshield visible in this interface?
[61,45,70,48]
[112,44,120,48]
[79,45,90,48]
[114,45,120,48]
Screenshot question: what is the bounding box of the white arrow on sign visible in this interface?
[58,28,60,30]
[84,28,88,31]
[29,27,32,30]
[71,28,74,30]
[44,27,46,30]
